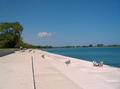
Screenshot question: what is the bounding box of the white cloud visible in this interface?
[38,32,55,38]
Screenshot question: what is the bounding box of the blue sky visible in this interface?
[0,0,120,46]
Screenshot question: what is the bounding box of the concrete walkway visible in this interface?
[0,50,82,89]
[34,54,81,89]
[0,51,33,89]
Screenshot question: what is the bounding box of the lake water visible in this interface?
[43,47,120,67]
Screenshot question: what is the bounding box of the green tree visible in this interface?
[0,22,23,48]
[89,44,93,47]
[97,44,104,47]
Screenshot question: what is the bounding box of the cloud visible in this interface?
[38,32,55,38]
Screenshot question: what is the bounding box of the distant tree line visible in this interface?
[56,44,120,48]
[20,43,53,49]
[0,22,119,49]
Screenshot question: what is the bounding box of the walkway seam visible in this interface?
[31,56,36,89]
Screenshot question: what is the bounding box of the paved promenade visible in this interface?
[0,50,81,89]
[0,49,120,89]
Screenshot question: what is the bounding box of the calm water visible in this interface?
[43,47,120,67]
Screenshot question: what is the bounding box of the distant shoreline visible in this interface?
[42,46,120,50]
[0,47,120,57]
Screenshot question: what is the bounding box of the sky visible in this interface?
[0,0,120,46]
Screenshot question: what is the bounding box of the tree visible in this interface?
[89,44,93,47]
[0,22,23,48]
[97,44,104,47]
